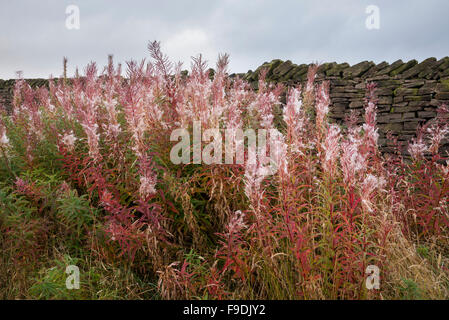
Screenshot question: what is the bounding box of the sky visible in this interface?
[0,0,448,79]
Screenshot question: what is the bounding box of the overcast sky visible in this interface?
[0,0,448,79]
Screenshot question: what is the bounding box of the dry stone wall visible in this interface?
[237,57,449,155]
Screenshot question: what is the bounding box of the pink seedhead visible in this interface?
[247,69,280,130]
[322,124,341,175]
[60,131,77,152]
[227,210,247,235]
[244,155,266,208]
[361,174,386,213]
[14,177,41,199]
[408,105,448,159]
[13,79,43,139]
[362,83,379,153]
[0,131,8,147]
[80,114,101,161]
[248,89,278,131]
[283,87,308,154]
[408,125,428,160]
[15,177,27,191]
[283,88,299,122]
[102,97,122,141]
[340,127,367,185]
[58,181,71,195]
[259,92,277,130]
[181,55,226,129]
[122,82,148,158]
[138,154,158,201]
[258,68,269,93]
[74,63,103,162]
[225,78,247,130]
[345,109,360,130]
[269,129,289,178]
[139,175,157,200]
[315,81,330,130]
[53,82,75,121]
[11,77,48,163]
[305,64,318,97]
[438,160,449,177]
[427,105,449,155]
[244,131,287,206]
[0,120,9,148]
[216,209,248,282]
[427,124,448,155]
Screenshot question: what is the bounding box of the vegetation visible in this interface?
[1,42,449,299]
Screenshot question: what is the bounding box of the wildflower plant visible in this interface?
[1,42,449,300]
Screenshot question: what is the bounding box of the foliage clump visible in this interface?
[1,42,449,299]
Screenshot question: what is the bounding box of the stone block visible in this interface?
[418,111,436,118]
[435,92,449,100]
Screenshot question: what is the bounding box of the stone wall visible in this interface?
[237,57,449,154]
[1,57,449,154]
